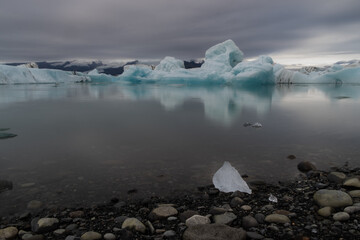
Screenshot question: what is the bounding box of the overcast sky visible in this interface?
[1,0,360,64]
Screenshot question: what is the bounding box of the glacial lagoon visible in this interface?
[1,82,360,215]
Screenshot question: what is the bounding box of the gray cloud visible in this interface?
[0,0,359,62]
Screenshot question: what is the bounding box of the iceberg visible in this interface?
[0,64,89,84]
[1,39,360,85]
[212,161,252,194]
[120,40,275,86]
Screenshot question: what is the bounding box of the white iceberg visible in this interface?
[120,40,275,86]
[0,64,89,84]
[212,161,252,194]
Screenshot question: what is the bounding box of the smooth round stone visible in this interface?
[327,172,346,184]
[22,233,34,239]
[53,229,66,236]
[246,231,264,239]
[313,190,353,207]
[81,231,102,240]
[104,233,116,240]
[32,218,59,233]
[297,161,316,173]
[150,206,178,219]
[242,215,258,229]
[254,213,265,224]
[343,177,360,188]
[241,205,252,211]
[230,197,244,207]
[333,212,350,221]
[179,210,199,222]
[167,216,177,221]
[317,207,333,217]
[344,206,360,214]
[24,234,43,240]
[183,224,246,240]
[264,214,290,224]
[0,226,18,239]
[122,218,146,233]
[349,190,360,198]
[163,230,176,238]
[27,200,43,209]
[185,215,210,227]
[213,212,237,225]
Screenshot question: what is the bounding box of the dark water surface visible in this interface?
[1,83,360,215]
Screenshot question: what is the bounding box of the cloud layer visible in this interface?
[1,0,360,62]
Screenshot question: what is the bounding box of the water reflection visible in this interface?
[1,83,360,125]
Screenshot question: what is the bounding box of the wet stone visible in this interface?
[327,172,346,184]
[230,197,244,207]
[121,218,146,233]
[31,217,59,233]
[103,233,116,240]
[297,161,316,173]
[343,177,360,188]
[180,210,199,222]
[264,214,290,224]
[317,207,333,217]
[344,206,360,214]
[80,231,102,240]
[333,212,350,221]
[149,206,178,220]
[242,215,258,229]
[246,231,265,239]
[313,189,353,207]
[349,190,360,198]
[183,224,246,240]
[213,212,237,225]
[0,226,18,239]
[185,215,210,227]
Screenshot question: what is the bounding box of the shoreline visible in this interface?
[1,163,360,239]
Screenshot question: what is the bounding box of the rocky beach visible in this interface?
[1,162,360,240]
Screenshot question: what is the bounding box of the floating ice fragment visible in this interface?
[0,132,17,139]
[269,194,278,203]
[243,122,252,127]
[251,122,262,128]
[212,161,252,194]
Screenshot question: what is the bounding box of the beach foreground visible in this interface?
[1,163,360,240]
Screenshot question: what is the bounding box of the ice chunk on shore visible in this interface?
[0,64,89,84]
[212,161,252,194]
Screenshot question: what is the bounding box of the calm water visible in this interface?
[1,82,360,215]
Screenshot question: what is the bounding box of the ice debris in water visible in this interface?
[251,122,262,128]
[269,194,278,203]
[212,161,252,194]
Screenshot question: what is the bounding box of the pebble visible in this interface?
[313,189,353,207]
[163,230,176,238]
[81,231,102,240]
[69,210,85,218]
[317,206,333,217]
[167,216,177,221]
[264,214,290,224]
[104,233,116,240]
[349,190,360,198]
[213,212,237,225]
[0,226,18,239]
[121,218,146,233]
[241,205,252,211]
[344,206,360,214]
[246,231,264,239]
[333,212,350,221]
[31,218,59,233]
[185,215,211,226]
[255,213,265,224]
[327,172,346,183]
[230,197,244,207]
[149,206,178,219]
[179,210,199,222]
[297,161,316,172]
[53,229,66,236]
[27,200,43,210]
[183,224,246,240]
[343,177,360,188]
[242,215,258,229]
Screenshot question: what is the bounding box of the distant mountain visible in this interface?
[3,59,204,76]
